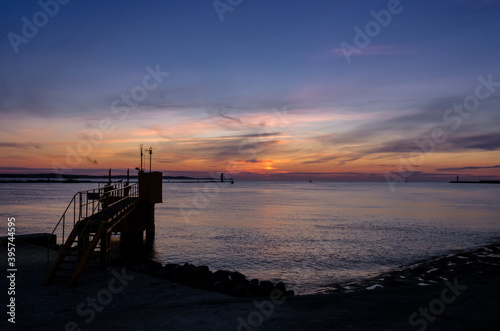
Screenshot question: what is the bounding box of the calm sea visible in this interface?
[1,181,499,294]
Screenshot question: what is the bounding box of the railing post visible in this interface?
[79,192,82,221]
[84,192,87,219]
[73,196,76,226]
[85,191,89,218]
[62,215,65,244]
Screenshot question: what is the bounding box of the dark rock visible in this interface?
[157,268,169,279]
[232,281,249,297]
[213,280,233,295]
[129,260,296,299]
[207,270,231,286]
[164,263,180,270]
[260,280,275,296]
[196,265,211,278]
[186,266,209,285]
[181,264,197,281]
[248,279,260,296]
[161,264,179,280]
[275,282,287,295]
[183,262,195,269]
[285,290,295,297]
[147,261,163,275]
[230,271,246,282]
[134,264,146,272]
[170,265,183,282]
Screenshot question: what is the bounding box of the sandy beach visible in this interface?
[2,242,500,330]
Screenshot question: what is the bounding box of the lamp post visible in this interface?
[149,147,152,172]
[140,144,144,172]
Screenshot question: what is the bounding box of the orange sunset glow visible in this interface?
[1,1,499,182]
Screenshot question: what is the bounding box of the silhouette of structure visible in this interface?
[44,170,162,286]
[450,176,500,184]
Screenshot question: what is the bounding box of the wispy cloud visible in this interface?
[219,132,283,139]
[449,134,500,151]
[217,109,242,124]
[0,142,41,149]
[437,165,500,172]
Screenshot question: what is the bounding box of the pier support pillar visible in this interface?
[144,204,155,247]
[118,172,162,254]
[120,231,144,253]
[138,172,162,244]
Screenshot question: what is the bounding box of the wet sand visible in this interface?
[1,243,500,330]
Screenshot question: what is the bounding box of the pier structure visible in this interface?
[44,171,162,286]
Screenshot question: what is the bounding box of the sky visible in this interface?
[1,0,499,181]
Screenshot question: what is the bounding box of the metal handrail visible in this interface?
[46,182,139,272]
[74,183,139,244]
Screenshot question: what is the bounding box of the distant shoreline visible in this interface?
[449,180,500,184]
[0,174,220,184]
[0,173,205,180]
[0,179,233,184]
[0,179,98,183]
[1,173,499,183]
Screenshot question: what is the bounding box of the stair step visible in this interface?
[46,195,138,285]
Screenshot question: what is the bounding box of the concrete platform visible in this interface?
[0,233,55,247]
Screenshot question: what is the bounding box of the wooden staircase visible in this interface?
[44,183,139,286]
